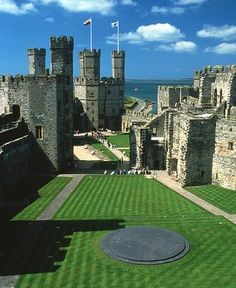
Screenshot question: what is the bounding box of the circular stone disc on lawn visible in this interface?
[101,226,189,265]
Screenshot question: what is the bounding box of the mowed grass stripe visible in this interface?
[55,175,209,220]
[16,175,236,288]
[187,184,236,213]
[13,177,72,220]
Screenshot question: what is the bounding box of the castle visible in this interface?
[74,49,125,131]
[0,35,125,198]
[130,65,236,190]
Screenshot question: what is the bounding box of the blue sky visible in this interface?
[0,0,236,79]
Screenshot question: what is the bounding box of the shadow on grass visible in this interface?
[0,219,125,276]
[0,175,55,221]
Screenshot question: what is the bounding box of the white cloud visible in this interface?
[205,43,236,55]
[197,25,236,40]
[45,16,54,22]
[175,0,206,5]
[106,23,185,44]
[0,0,36,15]
[121,0,136,6]
[151,6,185,15]
[35,0,116,15]
[158,41,197,52]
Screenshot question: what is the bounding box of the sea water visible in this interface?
[125,79,193,114]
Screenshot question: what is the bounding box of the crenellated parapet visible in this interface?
[194,64,236,78]
[50,36,74,49]
[79,49,101,57]
[27,48,46,56]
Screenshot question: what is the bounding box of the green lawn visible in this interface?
[14,175,236,288]
[187,184,236,213]
[13,177,72,220]
[91,142,118,161]
[107,134,130,148]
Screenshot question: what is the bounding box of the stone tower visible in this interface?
[79,49,101,80]
[112,50,125,81]
[50,36,74,169]
[27,48,46,75]
[50,36,74,77]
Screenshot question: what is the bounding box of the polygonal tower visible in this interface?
[27,48,46,75]
[112,50,125,81]
[50,35,74,170]
[79,49,101,81]
[50,36,74,77]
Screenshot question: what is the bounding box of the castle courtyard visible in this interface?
[1,174,236,288]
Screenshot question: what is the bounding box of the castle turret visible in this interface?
[112,50,125,81]
[27,48,46,75]
[79,49,101,80]
[50,36,74,77]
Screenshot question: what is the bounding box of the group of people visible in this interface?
[104,168,151,176]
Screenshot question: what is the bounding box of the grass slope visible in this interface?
[187,184,236,213]
[107,134,130,148]
[13,177,72,220]
[15,176,236,288]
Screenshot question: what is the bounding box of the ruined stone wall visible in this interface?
[122,111,155,133]
[198,74,216,107]
[0,135,31,198]
[177,114,216,186]
[130,126,150,169]
[166,112,181,175]
[147,110,167,137]
[212,119,236,190]
[157,86,194,114]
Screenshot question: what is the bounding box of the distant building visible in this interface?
[130,65,236,190]
[74,49,125,131]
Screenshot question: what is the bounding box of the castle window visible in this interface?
[120,90,123,96]
[107,90,111,95]
[215,173,219,180]
[92,101,94,106]
[228,142,233,150]
[36,126,43,139]
[112,108,115,113]
[229,128,232,132]
[201,170,205,177]
[92,117,94,123]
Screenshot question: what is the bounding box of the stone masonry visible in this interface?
[131,64,236,190]
[74,49,125,132]
[0,36,74,175]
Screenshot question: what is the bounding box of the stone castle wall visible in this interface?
[74,49,125,132]
[212,119,236,190]
[0,134,31,199]
[0,36,74,174]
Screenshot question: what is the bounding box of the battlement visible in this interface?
[50,36,74,49]
[27,48,46,55]
[0,74,57,85]
[112,50,125,57]
[158,85,193,92]
[79,49,101,57]
[100,77,124,85]
[194,64,236,76]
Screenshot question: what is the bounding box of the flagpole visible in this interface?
[90,18,93,51]
[117,21,120,53]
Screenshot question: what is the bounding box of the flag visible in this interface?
[111,21,119,28]
[84,18,92,26]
